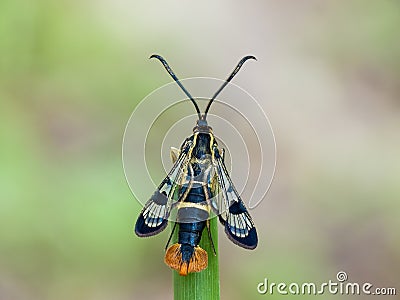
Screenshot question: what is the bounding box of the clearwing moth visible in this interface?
[135,54,258,276]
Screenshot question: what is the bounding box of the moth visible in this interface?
[135,54,258,276]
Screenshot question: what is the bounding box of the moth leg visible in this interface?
[206,219,217,256]
[165,221,178,251]
[201,181,217,256]
[218,214,226,226]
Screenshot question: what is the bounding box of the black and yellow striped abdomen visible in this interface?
[165,186,210,276]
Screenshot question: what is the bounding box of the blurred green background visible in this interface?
[1,1,399,299]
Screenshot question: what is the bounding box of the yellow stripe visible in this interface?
[177,202,210,212]
[210,133,215,162]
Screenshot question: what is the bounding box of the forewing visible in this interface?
[135,141,192,237]
[212,147,258,249]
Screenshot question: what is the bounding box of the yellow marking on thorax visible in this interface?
[210,134,219,165]
[177,202,210,212]
[190,133,198,156]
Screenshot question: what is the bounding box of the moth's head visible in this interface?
[193,116,212,134]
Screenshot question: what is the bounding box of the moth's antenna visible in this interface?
[150,54,202,120]
[204,55,256,119]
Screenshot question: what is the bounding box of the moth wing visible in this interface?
[212,147,258,249]
[135,189,170,237]
[170,147,180,164]
[135,142,191,237]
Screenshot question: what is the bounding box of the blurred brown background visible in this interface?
[1,0,399,299]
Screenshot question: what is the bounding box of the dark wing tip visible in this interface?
[134,214,168,237]
[224,225,258,250]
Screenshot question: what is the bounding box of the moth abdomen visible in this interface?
[177,205,209,224]
[165,215,208,276]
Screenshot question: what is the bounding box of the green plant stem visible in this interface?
[173,217,220,300]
